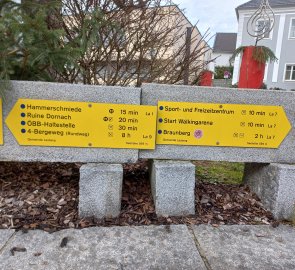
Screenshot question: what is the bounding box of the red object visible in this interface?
[199,71,213,86]
[238,46,265,89]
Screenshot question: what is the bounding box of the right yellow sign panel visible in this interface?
[156,101,292,148]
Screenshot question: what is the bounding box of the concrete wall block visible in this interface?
[79,163,123,219]
[150,160,196,216]
[244,163,295,220]
[0,81,139,163]
[140,83,295,164]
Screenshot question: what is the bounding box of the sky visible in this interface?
[173,0,250,46]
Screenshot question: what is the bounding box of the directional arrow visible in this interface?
[156,101,292,148]
[5,99,157,149]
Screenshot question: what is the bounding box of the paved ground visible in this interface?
[0,224,294,270]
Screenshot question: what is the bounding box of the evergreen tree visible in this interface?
[0,0,80,85]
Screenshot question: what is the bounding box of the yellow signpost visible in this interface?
[156,101,292,148]
[6,99,157,149]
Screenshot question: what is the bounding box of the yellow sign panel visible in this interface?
[6,99,157,149]
[156,101,292,148]
[0,99,3,145]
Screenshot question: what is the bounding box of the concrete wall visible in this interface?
[0,81,140,163]
[3,81,295,164]
[140,83,295,164]
[213,79,233,87]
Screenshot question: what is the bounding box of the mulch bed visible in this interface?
[0,160,275,232]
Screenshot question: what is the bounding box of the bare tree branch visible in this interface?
[50,0,213,86]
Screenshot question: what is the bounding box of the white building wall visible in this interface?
[212,53,232,67]
[232,14,245,84]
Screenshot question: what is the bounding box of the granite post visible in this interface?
[244,163,295,220]
[150,160,196,216]
[79,163,123,218]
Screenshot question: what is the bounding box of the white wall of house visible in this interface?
[232,13,245,84]
[212,52,232,67]
[210,52,233,76]
[233,7,295,90]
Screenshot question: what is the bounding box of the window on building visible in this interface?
[285,65,295,81]
[289,18,295,39]
[256,20,272,39]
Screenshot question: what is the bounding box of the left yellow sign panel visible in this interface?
[5,99,157,149]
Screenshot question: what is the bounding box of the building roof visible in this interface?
[213,33,237,53]
[237,0,295,11]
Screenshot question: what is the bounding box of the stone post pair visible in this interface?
[79,160,197,218]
